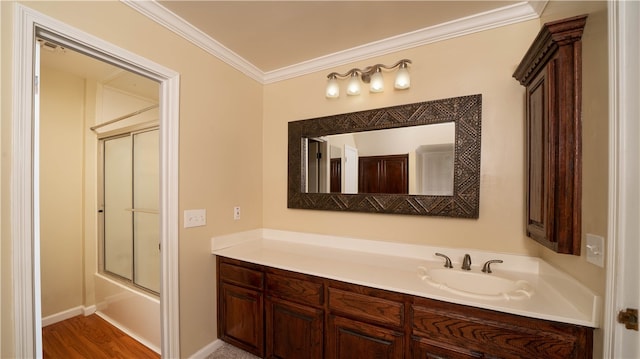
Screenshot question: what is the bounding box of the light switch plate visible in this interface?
[184,209,206,228]
[586,233,605,267]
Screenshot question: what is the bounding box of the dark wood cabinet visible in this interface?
[330,158,341,193]
[217,256,593,359]
[513,15,587,255]
[327,282,405,359]
[265,297,323,359]
[327,315,404,359]
[265,269,324,359]
[411,337,484,359]
[411,296,592,359]
[358,154,409,194]
[217,259,265,356]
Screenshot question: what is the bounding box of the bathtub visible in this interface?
[94,273,160,353]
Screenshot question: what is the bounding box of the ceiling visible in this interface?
[41,1,546,89]
[158,1,523,72]
[39,40,159,100]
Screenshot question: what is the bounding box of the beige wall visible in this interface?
[537,2,609,356]
[263,19,542,255]
[39,67,85,317]
[1,1,263,357]
[537,0,608,297]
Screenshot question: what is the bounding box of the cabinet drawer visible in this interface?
[327,315,404,359]
[412,301,584,359]
[266,272,323,307]
[219,260,264,290]
[328,287,404,328]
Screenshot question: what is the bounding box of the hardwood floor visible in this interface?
[42,314,160,359]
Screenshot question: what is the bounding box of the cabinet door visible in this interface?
[411,337,484,359]
[265,297,323,359]
[525,67,555,245]
[219,283,264,357]
[358,154,409,194]
[327,315,404,359]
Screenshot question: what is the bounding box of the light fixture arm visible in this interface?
[326,59,412,83]
[325,59,412,98]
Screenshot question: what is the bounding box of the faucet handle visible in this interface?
[435,253,453,268]
[482,259,504,273]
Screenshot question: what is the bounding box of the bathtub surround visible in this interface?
[94,274,161,353]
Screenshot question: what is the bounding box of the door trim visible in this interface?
[605,1,640,357]
[11,4,180,357]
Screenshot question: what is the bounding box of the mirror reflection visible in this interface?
[303,123,455,195]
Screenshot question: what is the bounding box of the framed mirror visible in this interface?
[288,94,481,217]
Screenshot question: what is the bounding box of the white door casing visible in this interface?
[604,1,640,358]
[11,4,180,358]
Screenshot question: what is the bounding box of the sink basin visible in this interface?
[417,266,534,301]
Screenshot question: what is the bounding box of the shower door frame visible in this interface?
[11,4,180,358]
[99,127,161,296]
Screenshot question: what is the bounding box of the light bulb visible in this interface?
[394,64,410,90]
[326,76,339,98]
[346,73,361,96]
[369,69,384,93]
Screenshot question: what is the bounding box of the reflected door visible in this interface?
[343,145,358,194]
[102,129,159,294]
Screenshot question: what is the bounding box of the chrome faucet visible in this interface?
[482,259,504,273]
[435,253,453,268]
[461,254,472,270]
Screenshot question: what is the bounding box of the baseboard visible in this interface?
[189,339,224,359]
[42,305,95,327]
[83,305,97,316]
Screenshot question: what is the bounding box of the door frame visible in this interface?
[11,4,180,357]
[604,1,640,357]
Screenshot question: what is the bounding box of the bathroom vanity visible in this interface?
[213,230,598,359]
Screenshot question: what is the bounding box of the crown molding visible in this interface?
[123,1,544,85]
[122,0,264,83]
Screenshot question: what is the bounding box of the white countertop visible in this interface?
[211,229,600,328]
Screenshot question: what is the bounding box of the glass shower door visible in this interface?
[102,129,159,294]
[133,129,159,293]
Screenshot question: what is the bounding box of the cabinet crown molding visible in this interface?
[513,14,587,85]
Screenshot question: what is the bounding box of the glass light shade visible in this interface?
[346,73,361,96]
[326,77,339,98]
[394,66,410,90]
[369,70,384,93]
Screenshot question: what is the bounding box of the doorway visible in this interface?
[12,4,180,357]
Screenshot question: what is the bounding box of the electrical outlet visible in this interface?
[233,206,241,220]
[586,234,605,267]
[184,209,206,228]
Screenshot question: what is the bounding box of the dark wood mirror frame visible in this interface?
[288,94,482,217]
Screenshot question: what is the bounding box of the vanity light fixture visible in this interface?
[325,59,412,98]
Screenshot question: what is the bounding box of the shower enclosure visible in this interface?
[101,128,160,294]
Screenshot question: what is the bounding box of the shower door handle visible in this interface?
[124,208,159,214]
